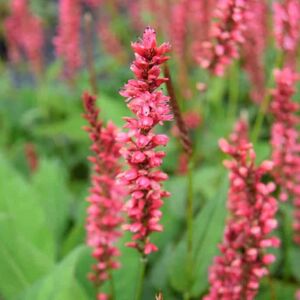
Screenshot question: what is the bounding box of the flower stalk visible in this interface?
[84,13,98,95]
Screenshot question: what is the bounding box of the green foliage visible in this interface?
[17,246,88,300]
[113,234,141,300]
[1,2,300,298]
[168,178,227,296]
[32,159,71,247]
[0,154,55,299]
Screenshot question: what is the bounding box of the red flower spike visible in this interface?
[197,0,247,76]
[118,27,172,255]
[270,68,300,245]
[53,0,81,77]
[82,92,124,299]
[5,0,44,75]
[273,0,300,67]
[204,119,279,300]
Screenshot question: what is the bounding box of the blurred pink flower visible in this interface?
[118,27,172,255]
[53,0,82,77]
[123,0,144,30]
[197,0,247,76]
[82,92,124,299]
[24,143,39,173]
[243,0,268,103]
[296,290,300,300]
[4,0,44,74]
[143,0,171,34]
[189,0,215,59]
[270,68,300,244]
[171,110,202,138]
[204,119,279,300]
[273,0,300,66]
[169,0,188,60]
[84,0,102,7]
[97,17,127,62]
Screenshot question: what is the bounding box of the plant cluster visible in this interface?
[1,0,300,300]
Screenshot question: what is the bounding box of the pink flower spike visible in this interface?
[53,0,82,77]
[4,0,44,75]
[270,67,300,244]
[242,0,268,103]
[273,0,300,66]
[82,92,124,298]
[197,0,247,76]
[204,118,279,300]
[118,27,173,255]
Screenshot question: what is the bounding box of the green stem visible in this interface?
[109,272,116,300]
[251,52,283,144]
[185,159,194,300]
[135,256,147,300]
[280,207,292,280]
[228,61,239,119]
[268,276,276,300]
[187,160,194,255]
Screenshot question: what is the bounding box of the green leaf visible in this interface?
[0,154,55,299]
[164,175,187,219]
[193,166,223,200]
[96,94,128,127]
[34,115,87,141]
[168,178,228,296]
[113,233,141,300]
[32,159,71,246]
[74,247,96,299]
[256,279,298,300]
[254,142,271,163]
[151,195,183,252]
[17,246,88,300]
[191,180,228,296]
[207,76,226,105]
[289,246,300,282]
[149,245,173,290]
[61,199,87,257]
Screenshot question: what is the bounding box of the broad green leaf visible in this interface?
[61,199,87,256]
[288,246,300,282]
[257,279,298,300]
[32,159,71,246]
[17,246,88,300]
[151,195,182,252]
[254,142,271,163]
[62,222,86,257]
[193,166,223,200]
[191,179,228,296]
[168,178,228,296]
[113,233,141,300]
[33,115,87,141]
[0,154,55,299]
[207,76,226,105]
[278,204,294,279]
[74,233,142,300]
[74,247,96,299]
[164,175,187,219]
[149,245,173,290]
[96,94,127,127]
